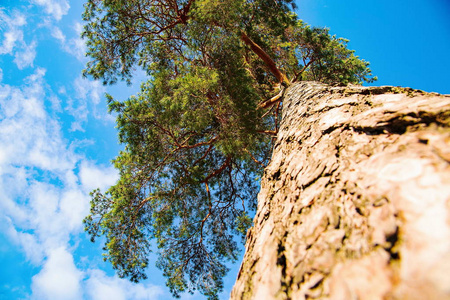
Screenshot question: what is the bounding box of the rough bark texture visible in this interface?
[231,82,450,300]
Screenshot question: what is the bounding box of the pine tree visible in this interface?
[82,0,376,298]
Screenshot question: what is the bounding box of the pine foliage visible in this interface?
[82,0,376,298]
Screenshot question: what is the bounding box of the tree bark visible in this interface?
[231,82,450,299]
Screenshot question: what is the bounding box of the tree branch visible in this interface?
[240,32,290,86]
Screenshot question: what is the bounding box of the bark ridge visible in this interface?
[231,82,450,300]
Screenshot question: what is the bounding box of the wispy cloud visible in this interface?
[64,75,110,131]
[0,9,39,70]
[51,22,87,61]
[0,29,23,55]
[85,269,164,300]
[0,10,26,56]
[0,68,81,262]
[30,0,70,21]
[14,40,37,69]
[0,68,72,171]
[51,25,66,43]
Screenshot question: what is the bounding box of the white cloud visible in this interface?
[65,76,110,131]
[72,22,86,57]
[74,75,103,105]
[9,227,46,265]
[0,29,23,55]
[32,247,83,300]
[0,10,38,69]
[0,168,32,223]
[0,11,24,52]
[31,0,70,21]
[79,161,118,193]
[48,94,62,112]
[51,22,86,61]
[59,188,91,231]
[51,26,66,43]
[14,40,37,69]
[26,182,88,248]
[4,10,27,27]
[0,68,75,171]
[0,69,85,257]
[1,177,88,266]
[85,269,164,300]
[69,22,87,61]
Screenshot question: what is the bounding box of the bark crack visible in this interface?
[277,232,292,300]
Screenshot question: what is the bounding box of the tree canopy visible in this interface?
[82,0,376,298]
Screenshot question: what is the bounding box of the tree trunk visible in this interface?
[231,82,450,300]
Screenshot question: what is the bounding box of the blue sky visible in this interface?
[0,0,448,299]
